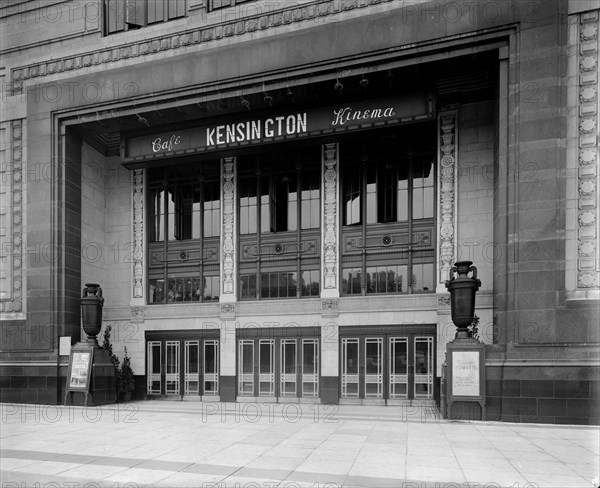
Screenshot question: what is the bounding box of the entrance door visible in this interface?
[146,337,220,397]
[341,331,435,402]
[237,335,320,400]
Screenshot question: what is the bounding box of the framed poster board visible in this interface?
[446,342,486,419]
[64,346,94,406]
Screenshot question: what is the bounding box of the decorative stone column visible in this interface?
[220,157,237,303]
[437,106,458,292]
[219,157,237,401]
[321,142,339,299]
[320,142,340,403]
[131,169,145,311]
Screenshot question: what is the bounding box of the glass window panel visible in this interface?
[365,339,382,375]
[259,341,273,374]
[260,175,270,233]
[147,0,164,23]
[149,189,165,241]
[412,263,434,292]
[149,279,164,304]
[412,187,423,220]
[301,270,319,297]
[366,165,377,224]
[344,339,359,375]
[168,0,186,19]
[242,342,253,374]
[261,273,270,298]
[302,340,316,374]
[423,186,434,219]
[167,188,177,240]
[342,268,362,295]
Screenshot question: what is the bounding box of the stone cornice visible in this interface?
[10,0,397,95]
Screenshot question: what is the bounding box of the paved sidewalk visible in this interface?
[1,401,598,488]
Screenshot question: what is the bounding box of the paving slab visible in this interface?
[1,400,598,488]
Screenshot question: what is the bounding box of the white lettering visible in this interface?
[265,118,274,137]
[286,115,295,134]
[236,123,245,142]
[216,125,224,145]
[226,124,235,143]
[331,106,397,126]
[297,113,307,133]
[251,120,261,140]
[275,116,285,135]
[151,134,182,153]
[206,128,215,146]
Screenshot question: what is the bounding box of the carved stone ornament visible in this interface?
[9,0,397,93]
[576,11,599,289]
[1,120,24,314]
[438,108,458,286]
[221,158,236,296]
[322,143,339,292]
[132,169,145,299]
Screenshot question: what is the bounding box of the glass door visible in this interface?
[364,338,383,398]
[238,340,254,396]
[184,340,199,395]
[258,339,275,396]
[389,337,408,399]
[413,336,434,399]
[280,339,297,397]
[204,340,219,396]
[341,338,360,398]
[302,339,319,397]
[147,341,162,394]
[165,340,180,395]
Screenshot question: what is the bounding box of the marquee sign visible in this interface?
[122,92,433,166]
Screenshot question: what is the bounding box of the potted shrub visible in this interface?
[118,347,135,402]
[101,324,120,401]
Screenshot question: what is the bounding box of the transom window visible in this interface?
[340,125,436,295]
[105,0,186,35]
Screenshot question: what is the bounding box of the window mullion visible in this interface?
[407,158,413,294]
[296,167,302,298]
[361,162,367,296]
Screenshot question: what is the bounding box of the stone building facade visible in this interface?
[0,0,598,423]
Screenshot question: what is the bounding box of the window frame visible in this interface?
[340,134,437,296]
[104,0,187,35]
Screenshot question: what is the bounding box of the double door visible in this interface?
[147,337,219,398]
[341,330,435,402]
[237,337,319,399]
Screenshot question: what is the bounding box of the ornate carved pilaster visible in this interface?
[220,157,236,301]
[0,120,24,314]
[322,143,339,298]
[437,107,458,290]
[576,11,600,290]
[131,169,145,302]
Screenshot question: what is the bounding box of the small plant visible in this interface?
[468,315,480,340]
[101,324,120,371]
[118,347,135,397]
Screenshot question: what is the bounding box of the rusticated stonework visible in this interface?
[132,169,145,300]
[0,120,24,314]
[9,0,397,94]
[438,107,458,287]
[577,11,600,289]
[322,143,339,295]
[221,158,236,299]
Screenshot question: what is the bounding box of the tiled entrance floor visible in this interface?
[1,401,598,487]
